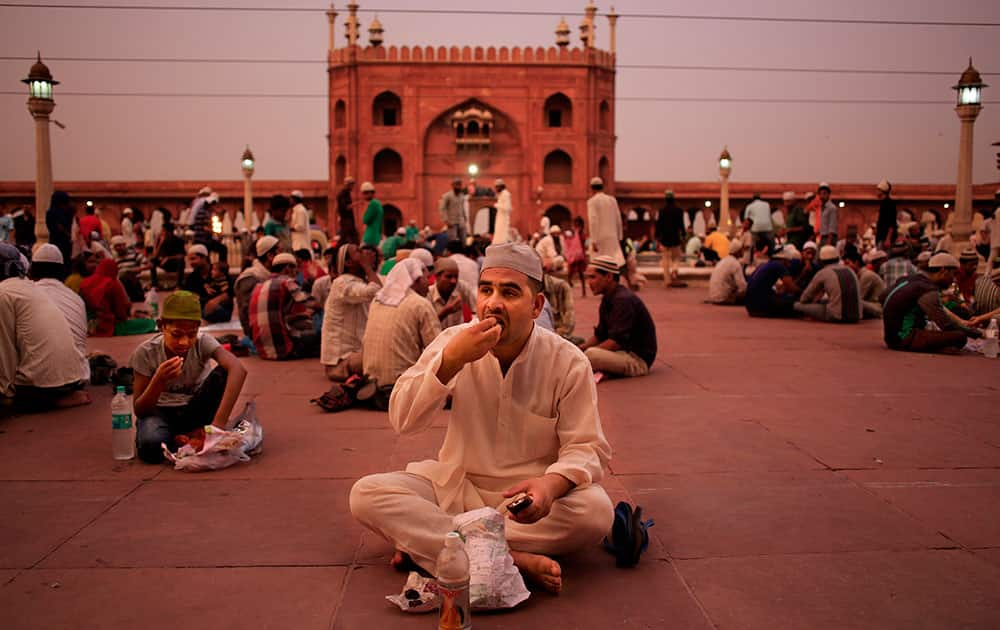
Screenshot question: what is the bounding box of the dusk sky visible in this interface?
[2,0,999,186]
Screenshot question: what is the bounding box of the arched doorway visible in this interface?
[382,203,403,236]
[334,155,346,188]
[473,206,496,236]
[544,204,572,230]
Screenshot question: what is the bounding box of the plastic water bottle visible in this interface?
[146,287,159,319]
[111,386,135,460]
[436,532,471,630]
[984,318,999,359]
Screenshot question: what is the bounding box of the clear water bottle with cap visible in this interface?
[111,386,135,460]
[145,287,159,319]
[984,318,999,359]
[436,531,471,630]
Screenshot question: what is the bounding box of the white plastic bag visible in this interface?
[162,401,263,472]
[453,507,530,610]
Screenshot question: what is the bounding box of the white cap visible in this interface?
[818,182,831,191]
[590,176,604,187]
[360,181,375,193]
[110,235,127,246]
[802,241,818,251]
[291,190,304,199]
[206,193,220,204]
[876,179,891,192]
[122,207,133,215]
[396,227,406,236]
[819,245,840,262]
[494,178,505,187]
[782,191,795,201]
[549,225,562,234]
[273,252,297,267]
[255,235,279,257]
[188,244,209,258]
[33,243,64,264]
[198,186,213,196]
[928,252,959,269]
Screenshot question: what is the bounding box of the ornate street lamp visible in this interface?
[718,147,734,235]
[949,58,987,253]
[22,53,59,247]
[241,144,255,226]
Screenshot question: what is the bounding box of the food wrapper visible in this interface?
[453,507,530,610]
[162,402,263,472]
[385,572,440,613]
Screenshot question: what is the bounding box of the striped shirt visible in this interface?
[974,275,1000,316]
[114,249,147,276]
[880,257,918,291]
[362,290,441,387]
[249,275,313,360]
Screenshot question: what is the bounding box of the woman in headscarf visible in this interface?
[80,258,131,336]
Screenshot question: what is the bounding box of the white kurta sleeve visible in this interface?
[544,354,612,488]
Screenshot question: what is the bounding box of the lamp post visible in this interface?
[241,145,255,220]
[22,53,58,247]
[718,147,733,235]
[949,58,986,254]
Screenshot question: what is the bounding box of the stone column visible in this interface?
[30,99,54,246]
[950,103,982,253]
[721,173,732,236]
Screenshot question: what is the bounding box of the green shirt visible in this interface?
[263,220,291,252]
[362,199,384,246]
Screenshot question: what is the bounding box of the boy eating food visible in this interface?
[130,290,248,463]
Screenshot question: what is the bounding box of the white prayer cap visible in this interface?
[188,244,209,258]
[916,251,932,264]
[876,179,891,192]
[482,242,543,282]
[590,176,604,187]
[255,235,279,257]
[290,190,304,199]
[206,193,220,204]
[784,244,802,260]
[819,245,840,262]
[928,252,959,269]
[273,252,296,267]
[802,241,818,251]
[494,178,505,187]
[782,191,795,201]
[587,254,621,275]
[360,181,375,192]
[198,186,213,196]
[122,207,133,215]
[110,235,127,246]
[409,248,434,270]
[33,243,63,264]
[344,176,355,185]
[549,225,562,234]
[727,239,744,256]
[817,182,831,192]
[396,227,406,236]
[866,249,888,263]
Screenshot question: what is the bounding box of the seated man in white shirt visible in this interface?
[707,239,748,305]
[350,242,613,594]
[29,244,91,382]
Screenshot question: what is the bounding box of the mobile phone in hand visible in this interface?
[508,494,533,515]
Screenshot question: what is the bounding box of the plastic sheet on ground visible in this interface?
[162,401,263,472]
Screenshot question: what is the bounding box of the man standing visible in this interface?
[350,242,612,593]
[883,253,982,353]
[783,192,812,251]
[336,177,359,244]
[360,182,384,247]
[439,178,469,243]
[793,245,862,323]
[578,255,657,378]
[120,208,135,247]
[192,193,227,262]
[743,193,773,251]
[655,190,686,287]
[361,258,441,389]
[46,192,75,269]
[290,190,312,254]
[817,183,838,246]
[875,179,897,247]
[586,177,624,268]
[428,256,475,330]
[492,179,512,244]
[708,239,748,305]
[321,243,382,381]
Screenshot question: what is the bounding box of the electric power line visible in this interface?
[0,56,994,78]
[0,90,978,105]
[0,3,998,27]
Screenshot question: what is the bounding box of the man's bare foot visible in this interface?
[390,550,430,576]
[54,391,91,409]
[511,550,562,594]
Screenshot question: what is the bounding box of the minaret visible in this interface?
[555,17,570,47]
[326,4,338,54]
[368,14,384,47]
[584,2,597,48]
[345,2,359,46]
[607,6,618,54]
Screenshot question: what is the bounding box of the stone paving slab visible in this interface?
[620,471,950,559]
[675,550,1000,630]
[0,567,346,630]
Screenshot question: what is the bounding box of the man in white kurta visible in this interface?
[707,239,749,305]
[321,243,381,381]
[30,244,91,382]
[290,191,312,254]
[586,177,625,267]
[492,178,512,244]
[350,242,612,591]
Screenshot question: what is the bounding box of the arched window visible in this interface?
[598,155,610,184]
[334,99,346,129]
[334,155,347,187]
[543,149,573,185]
[544,204,572,230]
[467,121,480,136]
[544,92,573,128]
[599,100,610,131]
[373,91,401,126]
[373,148,403,182]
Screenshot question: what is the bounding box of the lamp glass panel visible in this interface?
[719,158,731,169]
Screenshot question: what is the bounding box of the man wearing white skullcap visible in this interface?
[234,235,280,337]
[289,189,312,255]
[708,239,748,305]
[793,245,863,323]
[875,179,897,247]
[29,244,91,382]
[491,178,513,244]
[351,241,613,594]
[586,177,625,267]
[882,252,982,353]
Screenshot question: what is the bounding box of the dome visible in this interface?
[23,52,58,85]
[956,58,983,87]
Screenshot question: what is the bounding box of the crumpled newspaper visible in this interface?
[162,402,263,472]
[387,507,530,613]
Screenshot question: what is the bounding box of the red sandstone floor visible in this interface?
[3,286,1000,629]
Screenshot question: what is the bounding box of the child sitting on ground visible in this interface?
[203,261,235,323]
[129,291,248,463]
